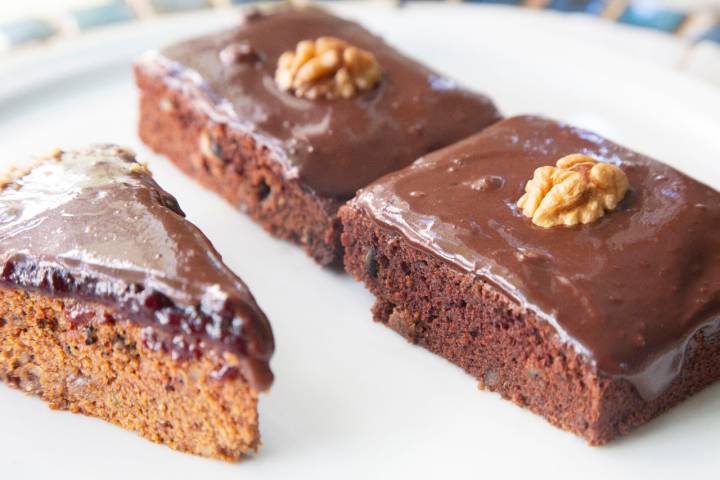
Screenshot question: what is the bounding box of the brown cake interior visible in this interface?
[0,287,260,460]
[341,205,720,445]
[135,67,343,266]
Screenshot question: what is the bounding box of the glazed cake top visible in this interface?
[140,6,500,200]
[354,115,720,400]
[0,145,274,390]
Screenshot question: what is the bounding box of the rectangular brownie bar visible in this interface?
[0,145,274,461]
[134,6,500,266]
[340,115,720,444]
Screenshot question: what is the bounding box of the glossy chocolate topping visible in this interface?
[356,116,720,400]
[0,146,274,390]
[139,6,500,200]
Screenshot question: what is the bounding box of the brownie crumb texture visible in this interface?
[340,204,720,445]
[0,288,261,461]
[136,66,342,266]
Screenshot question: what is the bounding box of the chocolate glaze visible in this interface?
[137,6,500,200]
[0,146,274,391]
[355,116,720,400]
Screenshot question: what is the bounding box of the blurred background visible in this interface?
[0,0,719,86]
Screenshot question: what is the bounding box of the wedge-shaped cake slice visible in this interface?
[0,145,274,461]
[341,115,720,444]
[135,6,500,266]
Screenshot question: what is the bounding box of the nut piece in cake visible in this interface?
[275,36,381,100]
[517,153,629,228]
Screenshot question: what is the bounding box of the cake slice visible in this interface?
[0,145,274,461]
[134,6,501,266]
[340,115,720,444]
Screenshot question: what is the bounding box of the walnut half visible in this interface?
[275,36,381,100]
[517,154,630,228]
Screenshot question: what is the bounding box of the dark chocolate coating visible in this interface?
[143,7,500,200]
[355,116,720,400]
[0,145,274,391]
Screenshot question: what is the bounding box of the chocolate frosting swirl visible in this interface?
[0,145,274,391]
[138,6,500,200]
[355,116,720,400]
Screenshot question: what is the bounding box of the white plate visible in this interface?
[1,3,719,479]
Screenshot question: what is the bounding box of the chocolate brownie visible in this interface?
[134,6,501,266]
[0,145,274,461]
[340,115,720,444]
